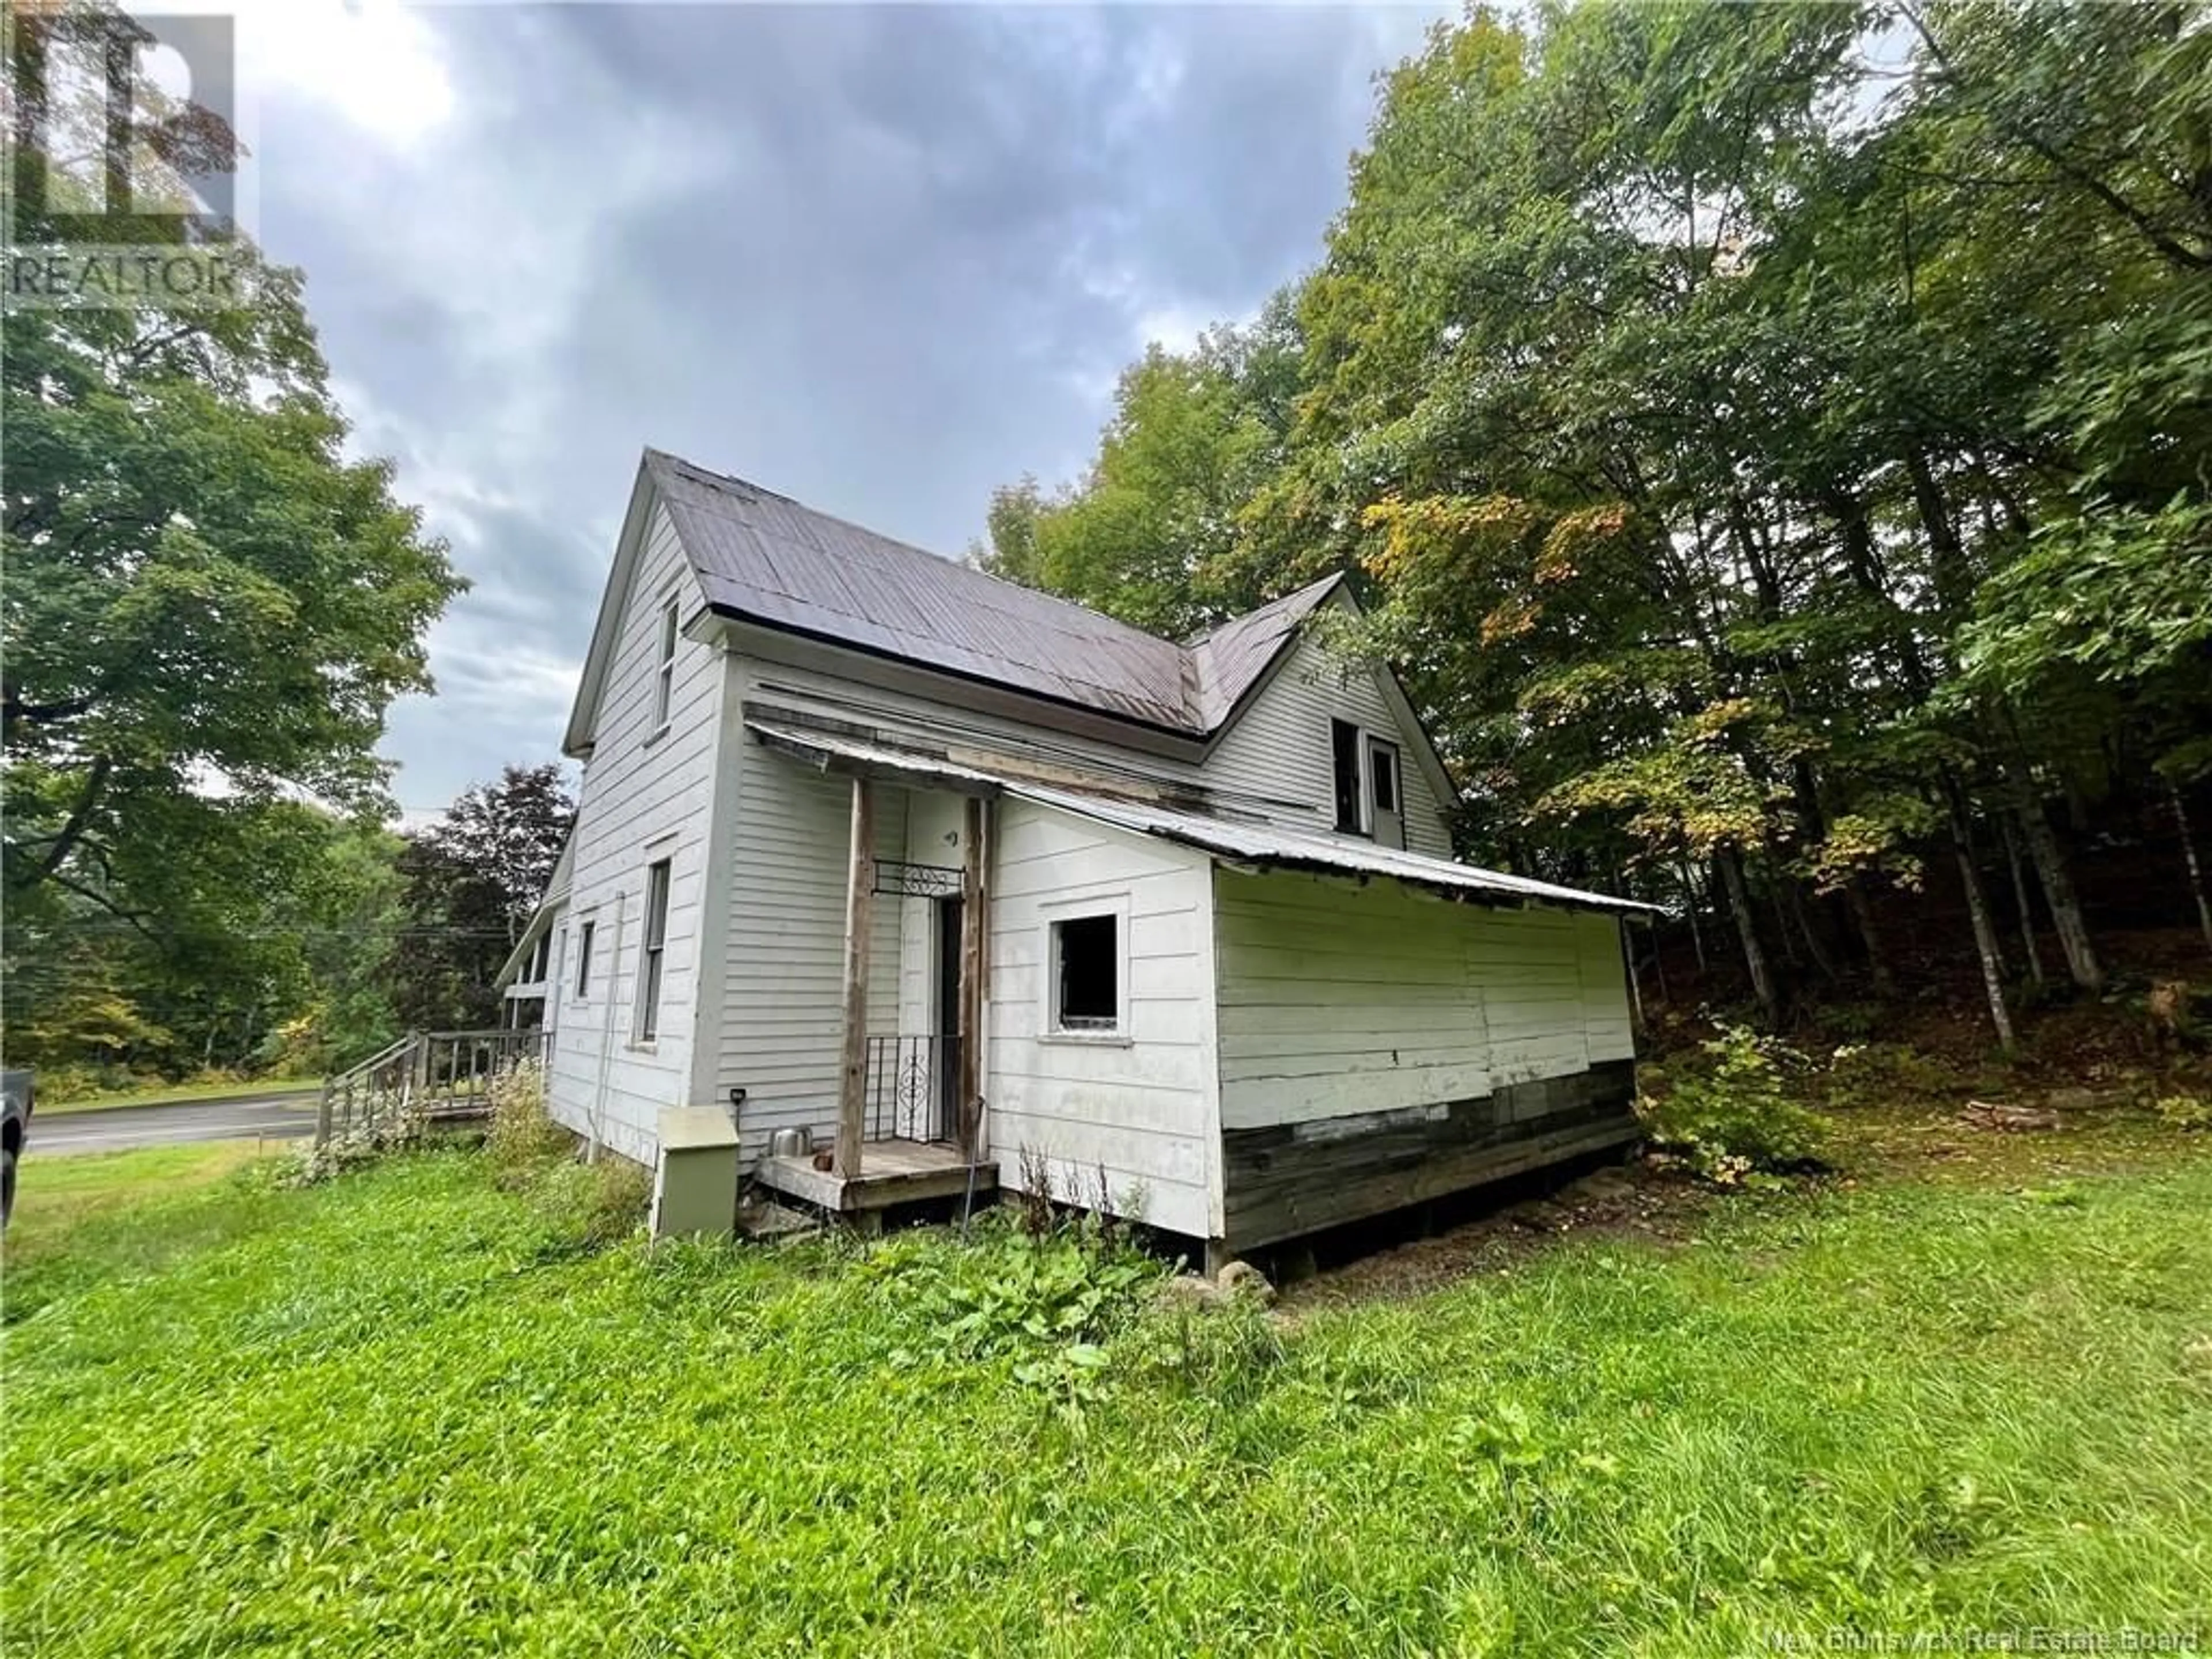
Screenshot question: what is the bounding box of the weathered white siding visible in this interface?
[1574,909,1637,1066]
[740,638,1453,852]
[1213,868,1630,1131]
[544,505,724,1164]
[987,798,1219,1238]
[697,690,1222,1230]
[1205,634,1455,857]
[702,658,906,1162]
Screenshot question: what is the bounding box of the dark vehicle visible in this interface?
[2,1069,32,1229]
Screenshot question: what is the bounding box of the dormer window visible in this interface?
[1331,720,1363,833]
[1331,719,1407,849]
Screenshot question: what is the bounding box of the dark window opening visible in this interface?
[575,920,596,997]
[1054,914,1119,1031]
[1370,740,1399,813]
[1331,718,1364,834]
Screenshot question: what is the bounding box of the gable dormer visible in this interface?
[1197,584,1456,858]
[571,449,1457,847]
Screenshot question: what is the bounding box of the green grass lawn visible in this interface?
[5,1130,2210,1657]
[35,1075,320,1116]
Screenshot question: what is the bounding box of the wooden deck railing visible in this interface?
[317,1027,546,1146]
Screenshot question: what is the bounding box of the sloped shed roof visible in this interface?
[744,718,1654,919]
[645,450,1342,737]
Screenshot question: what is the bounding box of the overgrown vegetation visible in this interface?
[1640,1024,1831,1182]
[867,1217,1162,1423]
[275,1058,646,1254]
[484,1059,577,1179]
[980,2,2212,1049]
[479,1059,650,1248]
[5,1121,2209,1655]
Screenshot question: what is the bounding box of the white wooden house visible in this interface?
[499,449,1649,1260]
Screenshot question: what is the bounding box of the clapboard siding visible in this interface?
[1205,634,1455,857]
[986,797,1218,1238]
[707,661,905,1163]
[1575,910,1637,1063]
[544,504,723,1164]
[739,637,1453,852]
[1213,869,1630,1132]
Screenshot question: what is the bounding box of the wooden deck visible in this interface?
[755,1138,997,1215]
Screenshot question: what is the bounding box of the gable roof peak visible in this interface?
[574,448,1383,754]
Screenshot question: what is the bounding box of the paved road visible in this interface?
[31,1090,323,1157]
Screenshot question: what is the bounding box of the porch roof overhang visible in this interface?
[744,718,1658,920]
[495,835,576,988]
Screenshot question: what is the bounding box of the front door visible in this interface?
[934,895,963,1142]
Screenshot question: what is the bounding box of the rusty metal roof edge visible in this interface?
[711,597,1206,740]
[743,716,1655,919]
[1008,782,1661,919]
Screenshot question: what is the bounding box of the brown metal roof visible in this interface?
[647,450,1342,737]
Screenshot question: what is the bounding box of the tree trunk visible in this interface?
[1622,924,1646,1037]
[1999,813,2046,990]
[1946,798,2018,1055]
[2004,757,2104,993]
[1715,846,1781,1025]
[1845,880,1896,997]
[1781,878,1843,984]
[2171,779,2212,955]
[1906,445,1969,615]
[1679,857,1709,974]
[1770,887,1803,969]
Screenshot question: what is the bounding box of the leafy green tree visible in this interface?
[984,0,2212,1039]
[978,309,1305,637]
[2,5,462,1078]
[381,767,574,1033]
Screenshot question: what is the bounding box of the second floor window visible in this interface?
[1331,719,1363,833]
[1332,719,1407,844]
[652,596,679,729]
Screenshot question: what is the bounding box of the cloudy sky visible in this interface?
[239,1,1445,816]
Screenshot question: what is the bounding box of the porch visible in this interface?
[756,1137,998,1215]
[751,1031,999,1216]
[734,725,1002,1219]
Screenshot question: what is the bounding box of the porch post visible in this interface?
[957,794,987,1154]
[834,774,876,1177]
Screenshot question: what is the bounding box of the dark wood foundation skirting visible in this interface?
[1219,1059,1639,1252]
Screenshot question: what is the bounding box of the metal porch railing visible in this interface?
[863,1033,957,1144]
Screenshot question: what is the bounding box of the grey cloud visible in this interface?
[250,3,1444,813]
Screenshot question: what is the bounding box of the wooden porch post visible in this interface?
[835,775,876,1177]
[957,795,988,1155]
